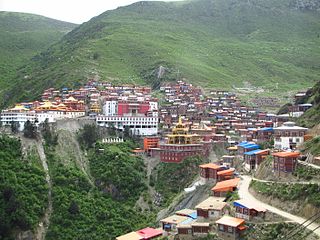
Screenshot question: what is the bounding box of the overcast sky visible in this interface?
[0,0,181,24]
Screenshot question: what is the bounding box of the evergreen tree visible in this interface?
[10,121,19,133]
[23,120,37,138]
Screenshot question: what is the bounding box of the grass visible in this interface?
[250,180,320,207]
[0,12,76,105]
[2,0,320,106]
[152,155,204,206]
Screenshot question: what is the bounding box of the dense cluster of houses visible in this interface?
[116,162,268,240]
[0,81,159,135]
[1,79,315,239]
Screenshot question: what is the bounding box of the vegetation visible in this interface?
[152,155,204,206]
[0,135,47,239]
[44,137,155,239]
[3,0,320,106]
[250,180,320,207]
[89,141,147,201]
[298,81,320,128]
[40,119,58,146]
[23,120,37,139]
[77,124,100,149]
[302,136,320,156]
[0,12,76,105]
[293,164,320,181]
[244,222,316,240]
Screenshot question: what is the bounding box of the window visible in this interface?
[228,226,233,233]
[219,224,224,232]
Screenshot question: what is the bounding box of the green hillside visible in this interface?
[298,80,320,128]
[3,0,320,106]
[0,12,77,98]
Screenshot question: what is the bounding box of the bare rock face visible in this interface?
[157,65,167,79]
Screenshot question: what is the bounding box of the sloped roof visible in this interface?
[212,178,240,192]
[216,216,245,227]
[234,199,266,212]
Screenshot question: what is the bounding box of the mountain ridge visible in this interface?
[0,11,77,100]
[2,0,320,106]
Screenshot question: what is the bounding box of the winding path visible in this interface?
[238,175,320,236]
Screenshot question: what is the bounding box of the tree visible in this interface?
[108,123,117,136]
[68,200,80,215]
[78,124,99,148]
[10,121,19,134]
[23,120,37,139]
[41,118,58,146]
[123,126,131,140]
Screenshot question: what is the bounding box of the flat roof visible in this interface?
[160,214,189,224]
[216,216,245,227]
[116,232,142,240]
[244,149,262,156]
[136,228,162,239]
[234,199,266,212]
[199,163,222,170]
[272,152,300,158]
[191,222,210,227]
[195,197,227,210]
[217,168,235,176]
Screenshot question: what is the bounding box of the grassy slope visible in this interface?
[0,12,77,98]
[3,0,320,106]
[298,81,320,128]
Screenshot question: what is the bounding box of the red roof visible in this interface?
[217,168,235,176]
[272,152,300,158]
[199,163,222,170]
[212,178,240,192]
[136,228,162,239]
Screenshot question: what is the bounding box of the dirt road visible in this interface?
[238,175,320,236]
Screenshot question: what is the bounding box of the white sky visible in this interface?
[0,0,181,24]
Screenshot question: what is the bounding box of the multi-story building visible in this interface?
[0,105,37,131]
[96,115,158,136]
[274,122,308,150]
[154,117,211,163]
[215,216,246,240]
[273,151,300,174]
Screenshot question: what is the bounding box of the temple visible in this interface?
[152,117,211,163]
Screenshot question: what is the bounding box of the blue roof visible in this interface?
[242,143,260,149]
[237,141,249,147]
[244,149,262,156]
[189,212,197,219]
[180,217,196,225]
[233,201,248,209]
[259,127,273,131]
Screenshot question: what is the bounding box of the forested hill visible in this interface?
[2,0,320,106]
[0,11,77,100]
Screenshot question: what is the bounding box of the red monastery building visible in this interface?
[153,117,211,163]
